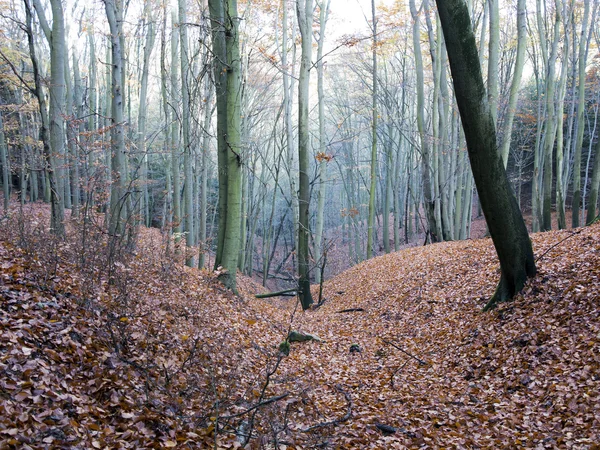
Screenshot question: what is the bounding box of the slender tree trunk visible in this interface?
[199,84,213,269]
[499,0,526,167]
[586,132,600,224]
[367,0,378,258]
[487,0,499,124]
[24,0,63,235]
[0,109,9,213]
[541,0,562,231]
[296,0,314,309]
[137,5,155,230]
[314,0,330,282]
[410,0,437,243]
[572,0,591,228]
[283,0,299,263]
[171,8,182,245]
[179,0,195,267]
[104,0,128,237]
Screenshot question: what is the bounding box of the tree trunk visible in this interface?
[24,0,63,235]
[314,0,331,282]
[208,0,229,269]
[171,7,182,245]
[572,0,590,228]
[435,0,536,310]
[586,134,600,224]
[215,0,243,291]
[367,0,378,258]
[179,0,195,267]
[104,0,128,237]
[296,0,314,309]
[499,0,526,167]
[410,0,437,243]
[0,109,9,213]
[137,5,155,229]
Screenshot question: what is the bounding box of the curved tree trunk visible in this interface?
[435,0,536,310]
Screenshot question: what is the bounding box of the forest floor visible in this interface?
[1,202,599,449]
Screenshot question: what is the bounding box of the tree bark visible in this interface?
[435,0,536,310]
[296,0,314,309]
[104,0,128,237]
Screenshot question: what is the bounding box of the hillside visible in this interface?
[1,205,599,449]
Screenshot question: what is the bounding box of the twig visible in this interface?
[381,338,428,366]
[219,393,290,420]
[301,384,352,432]
[535,226,589,263]
[336,308,365,313]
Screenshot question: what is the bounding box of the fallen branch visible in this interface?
[535,227,586,263]
[381,338,428,366]
[219,393,290,420]
[336,308,365,313]
[301,384,352,432]
[255,288,298,299]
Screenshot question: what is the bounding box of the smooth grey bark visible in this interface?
[171,8,181,244]
[586,131,600,224]
[218,0,243,290]
[555,10,571,230]
[208,0,228,269]
[0,109,9,213]
[104,0,128,237]
[71,51,84,218]
[283,0,299,264]
[367,0,378,259]
[137,4,155,229]
[198,82,214,269]
[499,0,526,167]
[86,29,97,207]
[34,0,66,235]
[410,0,437,243]
[435,0,536,310]
[572,0,591,228]
[314,0,331,283]
[179,0,195,267]
[487,0,499,124]
[160,6,173,246]
[297,0,314,309]
[24,0,64,235]
[541,0,562,231]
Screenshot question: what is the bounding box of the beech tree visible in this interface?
[297,0,314,309]
[435,0,537,310]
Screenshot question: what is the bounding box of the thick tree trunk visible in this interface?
[216,0,243,291]
[208,0,229,269]
[435,0,536,310]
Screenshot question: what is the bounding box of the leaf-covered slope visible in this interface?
[1,208,599,448]
[285,225,600,448]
